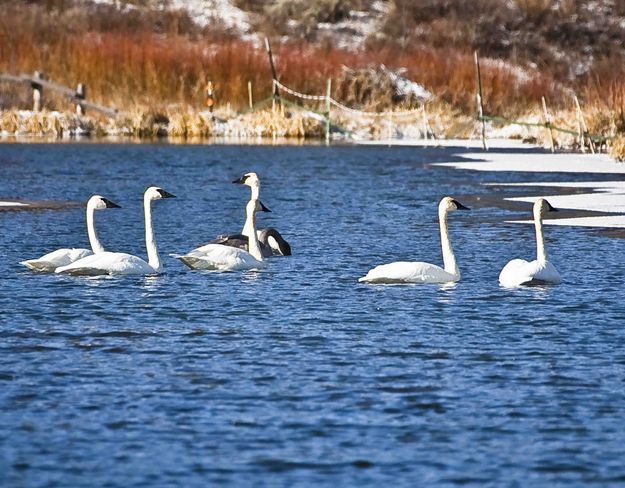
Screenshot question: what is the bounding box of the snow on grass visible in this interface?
[169,0,250,32]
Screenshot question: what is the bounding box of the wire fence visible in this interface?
[479,114,612,144]
[273,80,424,119]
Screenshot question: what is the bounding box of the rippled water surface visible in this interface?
[1,142,625,487]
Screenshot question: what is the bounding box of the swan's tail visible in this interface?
[55,264,109,276]
[20,259,57,272]
[171,253,219,271]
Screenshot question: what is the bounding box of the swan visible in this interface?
[55,187,175,276]
[210,172,291,256]
[20,195,120,272]
[499,198,562,287]
[359,197,470,284]
[174,199,268,271]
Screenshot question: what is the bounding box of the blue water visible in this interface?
[1,142,625,487]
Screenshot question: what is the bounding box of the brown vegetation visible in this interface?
[0,0,624,145]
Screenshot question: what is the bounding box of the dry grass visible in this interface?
[609,135,625,161]
[0,0,565,119]
[1,0,625,146]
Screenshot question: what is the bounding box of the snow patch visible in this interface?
[435,152,625,174]
[0,201,28,207]
[168,0,251,32]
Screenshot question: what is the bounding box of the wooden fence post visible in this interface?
[31,71,43,112]
[206,81,215,115]
[325,78,331,143]
[574,95,585,153]
[541,96,555,152]
[473,51,488,151]
[75,83,86,116]
[248,81,253,110]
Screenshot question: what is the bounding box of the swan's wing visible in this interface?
[176,244,264,271]
[21,248,93,272]
[499,259,533,287]
[204,233,249,250]
[200,234,274,258]
[359,261,457,284]
[531,261,562,285]
[56,252,154,276]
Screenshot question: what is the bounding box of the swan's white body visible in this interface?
[56,187,175,276]
[176,199,266,271]
[20,195,119,272]
[176,243,264,271]
[359,197,469,284]
[499,198,562,287]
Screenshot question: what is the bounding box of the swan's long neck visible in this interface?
[534,210,548,263]
[86,202,105,253]
[246,206,263,261]
[144,195,160,270]
[439,208,459,277]
[242,183,261,237]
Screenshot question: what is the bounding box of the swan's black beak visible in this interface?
[259,201,272,212]
[547,202,558,212]
[158,189,176,199]
[453,200,470,210]
[103,198,121,209]
[232,175,247,184]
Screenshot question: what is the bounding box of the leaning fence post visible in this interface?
[574,95,596,154]
[265,37,280,109]
[325,78,332,143]
[75,83,86,116]
[474,51,488,151]
[31,71,43,112]
[541,96,555,153]
[248,81,253,110]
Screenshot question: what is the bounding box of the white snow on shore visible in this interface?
[490,181,625,228]
[432,149,625,228]
[435,151,625,174]
[355,138,538,149]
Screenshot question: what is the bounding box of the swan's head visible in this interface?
[145,186,176,201]
[88,195,121,210]
[246,198,271,214]
[233,172,260,188]
[534,198,558,218]
[439,196,470,213]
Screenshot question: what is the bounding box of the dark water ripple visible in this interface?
[1,143,625,486]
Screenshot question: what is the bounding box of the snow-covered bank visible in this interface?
[491,182,625,228]
[434,151,625,174]
[433,149,625,228]
[355,138,539,149]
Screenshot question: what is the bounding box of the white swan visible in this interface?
[20,195,120,272]
[175,199,267,271]
[499,198,562,287]
[211,172,291,256]
[55,187,175,276]
[359,197,470,284]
